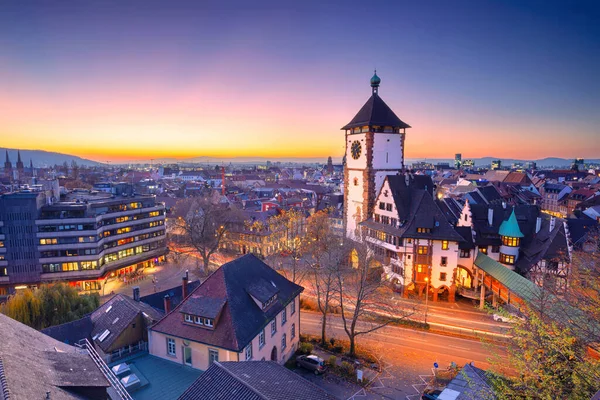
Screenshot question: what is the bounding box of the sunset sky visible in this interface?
[0,0,598,162]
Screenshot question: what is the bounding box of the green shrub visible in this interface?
[340,361,354,377]
[297,342,314,355]
[327,355,337,367]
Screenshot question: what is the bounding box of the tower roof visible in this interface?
[342,73,410,130]
[5,150,9,163]
[498,209,524,238]
[341,94,411,130]
[17,150,21,163]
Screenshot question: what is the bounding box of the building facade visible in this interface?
[149,254,303,371]
[0,189,167,297]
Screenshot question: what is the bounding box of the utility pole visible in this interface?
[424,265,431,324]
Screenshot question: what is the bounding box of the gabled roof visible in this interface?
[341,94,411,130]
[90,293,163,352]
[151,254,304,352]
[0,313,109,399]
[442,363,496,399]
[178,361,338,400]
[41,314,94,346]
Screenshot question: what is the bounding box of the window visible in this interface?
[386,203,392,212]
[167,338,176,356]
[245,344,253,360]
[290,299,296,315]
[502,236,520,247]
[282,308,287,325]
[441,241,449,250]
[281,334,287,350]
[271,319,277,336]
[417,228,431,233]
[491,245,500,253]
[440,272,447,281]
[479,246,488,254]
[205,318,214,328]
[209,349,219,366]
[500,253,515,265]
[379,202,385,210]
[259,329,265,348]
[291,323,296,339]
[440,257,447,267]
[195,316,203,325]
[184,314,193,323]
[353,178,359,186]
[417,246,428,255]
[460,249,470,258]
[184,346,192,366]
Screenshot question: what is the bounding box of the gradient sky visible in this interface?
[0,0,599,162]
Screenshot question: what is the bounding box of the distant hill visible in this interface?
[405,157,600,168]
[0,148,101,168]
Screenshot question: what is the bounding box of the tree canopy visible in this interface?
[1,283,100,330]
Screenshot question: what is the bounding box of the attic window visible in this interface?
[417,228,431,233]
[98,329,110,342]
[184,314,193,323]
[105,305,113,313]
[262,294,278,310]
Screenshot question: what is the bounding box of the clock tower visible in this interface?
[343,72,411,239]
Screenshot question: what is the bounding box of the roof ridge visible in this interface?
[216,362,268,400]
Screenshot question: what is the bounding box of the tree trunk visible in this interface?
[349,336,356,357]
[321,312,327,345]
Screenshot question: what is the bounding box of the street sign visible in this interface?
[356,369,363,382]
[433,362,439,369]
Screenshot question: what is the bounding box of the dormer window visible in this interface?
[417,228,431,233]
[184,314,193,323]
[261,294,278,310]
[183,313,215,329]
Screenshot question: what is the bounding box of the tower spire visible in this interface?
[17,150,21,163]
[5,150,9,163]
[370,69,381,95]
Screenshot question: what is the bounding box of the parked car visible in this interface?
[296,355,327,375]
[493,312,524,323]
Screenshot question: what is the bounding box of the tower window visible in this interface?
[353,178,359,186]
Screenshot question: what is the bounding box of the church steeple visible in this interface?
[370,70,381,95]
[4,150,12,174]
[16,150,24,172]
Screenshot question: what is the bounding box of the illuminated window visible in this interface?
[441,241,449,250]
[500,253,515,265]
[417,246,428,255]
[502,237,520,247]
[479,246,487,254]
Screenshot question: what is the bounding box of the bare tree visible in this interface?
[173,196,238,273]
[268,208,308,284]
[336,237,416,357]
[304,208,346,345]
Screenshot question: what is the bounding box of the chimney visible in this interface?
[164,294,171,313]
[535,217,542,234]
[549,216,556,232]
[487,208,494,226]
[132,286,140,302]
[182,271,189,299]
[502,201,507,209]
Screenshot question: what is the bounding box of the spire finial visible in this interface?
[370,70,381,94]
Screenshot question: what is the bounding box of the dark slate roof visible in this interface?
[178,361,338,400]
[455,226,475,250]
[478,185,503,204]
[179,297,227,319]
[0,313,109,400]
[362,174,463,242]
[518,218,569,275]
[469,204,540,247]
[41,314,93,346]
[567,218,599,247]
[90,293,163,352]
[341,94,411,130]
[443,363,496,400]
[246,278,280,303]
[151,254,304,352]
[140,280,202,312]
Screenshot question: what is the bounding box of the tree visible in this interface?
[173,196,238,273]
[1,283,99,330]
[71,160,79,180]
[304,208,345,345]
[488,290,600,399]
[488,231,600,400]
[336,238,416,357]
[268,208,308,284]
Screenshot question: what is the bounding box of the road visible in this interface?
[300,312,507,369]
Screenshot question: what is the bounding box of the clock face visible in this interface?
[351,140,362,159]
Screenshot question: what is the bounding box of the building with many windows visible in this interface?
[0,188,167,297]
[149,254,303,371]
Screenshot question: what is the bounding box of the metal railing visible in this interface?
[76,339,134,400]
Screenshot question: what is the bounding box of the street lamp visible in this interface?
[424,265,431,324]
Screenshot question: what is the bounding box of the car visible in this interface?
[296,354,327,375]
[493,312,524,323]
